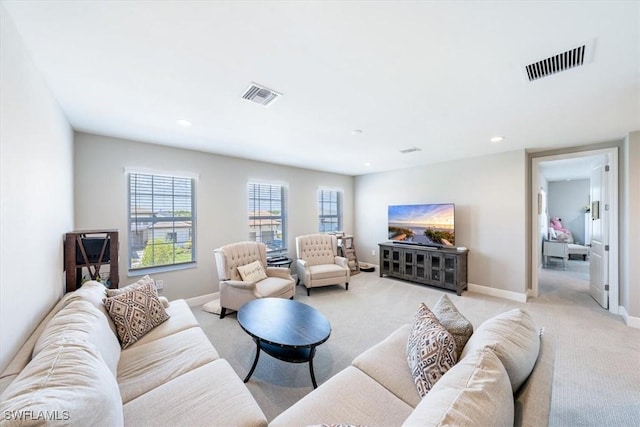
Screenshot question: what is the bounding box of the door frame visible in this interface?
[530,147,619,315]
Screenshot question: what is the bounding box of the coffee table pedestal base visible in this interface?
[244,339,319,388]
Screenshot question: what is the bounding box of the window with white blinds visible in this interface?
[248,183,287,255]
[128,173,196,271]
[318,189,343,233]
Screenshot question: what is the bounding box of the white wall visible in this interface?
[355,149,527,295]
[548,179,590,244]
[74,132,354,301]
[0,8,73,371]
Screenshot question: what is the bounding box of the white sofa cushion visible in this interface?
[460,308,540,392]
[406,304,457,397]
[402,348,513,427]
[352,324,421,408]
[128,299,199,347]
[33,298,121,375]
[117,327,219,403]
[269,366,413,427]
[0,339,123,427]
[123,359,267,427]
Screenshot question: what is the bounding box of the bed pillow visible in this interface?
[407,303,457,397]
[104,282,169,349]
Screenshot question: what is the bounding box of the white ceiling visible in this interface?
[3,1,639,176]
[539,155,602,182]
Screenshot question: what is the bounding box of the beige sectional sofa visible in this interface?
[270,306,555,427]
[0,281,267,427]
[1,280,554,427]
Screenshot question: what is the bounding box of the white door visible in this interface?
[589,159,608,309]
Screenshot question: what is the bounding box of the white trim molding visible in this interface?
[619,306,640,329]
[467,283,528,303]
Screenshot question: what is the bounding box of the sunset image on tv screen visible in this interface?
[388,204,455,246]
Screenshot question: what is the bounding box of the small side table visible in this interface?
[267,257,293,269]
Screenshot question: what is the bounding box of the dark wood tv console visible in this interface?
[378,242,468,295]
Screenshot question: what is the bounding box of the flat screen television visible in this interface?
[388,203,455,247]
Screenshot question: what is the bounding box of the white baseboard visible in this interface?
[184,292,219,307]
[467,283,528,303]
[619,305,640,329]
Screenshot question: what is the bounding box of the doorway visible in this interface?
[530,148,619,315]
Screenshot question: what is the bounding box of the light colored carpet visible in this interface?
[192,262,640,425]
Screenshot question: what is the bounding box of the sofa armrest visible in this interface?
[514,329,555,427]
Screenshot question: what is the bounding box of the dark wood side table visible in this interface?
[237,298,331,388]
[266,257,293,269]
[64,229,119,292]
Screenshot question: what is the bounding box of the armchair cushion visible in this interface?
[237,260,267,283]
[309,264,349,281]
[255,277,295,298]
[296,234,339,266]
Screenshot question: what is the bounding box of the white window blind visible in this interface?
[248,183,287,255]
[128,173,196,271]
[318,189,343,233]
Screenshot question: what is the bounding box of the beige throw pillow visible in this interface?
[402,348,513,427]
[104,282,169,349]
[106,274,155,297]
[406,303,457,397]
[432,294,474,359]
[460,308,540,392]
[237,260,267,283]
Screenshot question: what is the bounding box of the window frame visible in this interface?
[248,182,287,257]
[318,189,343,233]
[128,172,196,275]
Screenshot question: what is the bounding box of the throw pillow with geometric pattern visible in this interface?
[406,303,458,397]
[104,282,169,349]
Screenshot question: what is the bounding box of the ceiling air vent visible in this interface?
[399,147,422,154]
[242,83,282,107]
[525,44,588,82]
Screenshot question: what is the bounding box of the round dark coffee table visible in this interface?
[237,298,331,388]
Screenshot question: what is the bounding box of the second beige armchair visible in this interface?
[295,234,350,296]
[214,241,295,318]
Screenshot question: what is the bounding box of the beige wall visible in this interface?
[354,150,527,295]
[73,132,354,301]
[0,8,74,372]
[623,131,640,318]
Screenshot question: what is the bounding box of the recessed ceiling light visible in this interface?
[176,119,192,127]
[490,136,505,143]
[352,129,363,135]
[364,162,371,167]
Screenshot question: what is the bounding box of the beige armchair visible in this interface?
[295,234,350,296]
[214,241,295,319]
